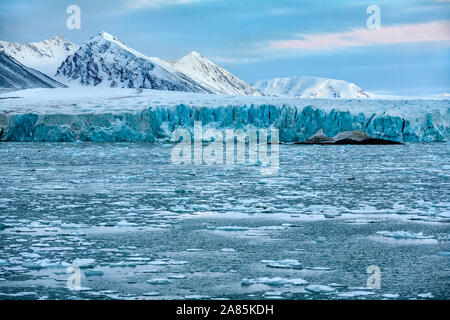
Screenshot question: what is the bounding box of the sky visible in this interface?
[0,0,449,95]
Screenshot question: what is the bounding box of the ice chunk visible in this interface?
[376,231,434,239]
[382,293,400,299]
[305,284,336,294]
[241,277,308,286]
[71,258,96,268]
[142,292,161,297]
[116,220,138,227]
[337,291,375,298]
[22,259,62,269]
[263,259,302,269]
[84,269,104,277]
[146,278,173,285]
[417,292,434,299]
[166,274,187,279]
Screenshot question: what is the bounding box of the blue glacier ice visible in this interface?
[0,104,449,143]
[0,89,449,143]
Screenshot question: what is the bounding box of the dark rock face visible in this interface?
[56,32,211,93]
[296,130,403,145]
[0,52,66,91]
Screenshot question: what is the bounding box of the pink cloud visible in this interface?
[271,20,450,50]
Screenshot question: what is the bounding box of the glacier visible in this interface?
[0,88,448,143]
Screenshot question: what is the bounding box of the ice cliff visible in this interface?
[0,88,448,143]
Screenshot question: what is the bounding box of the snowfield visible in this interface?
[0,87,448,143]
[253,76,370,99]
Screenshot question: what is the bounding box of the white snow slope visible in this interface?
[0,36,79,77]
[0,53,66,92]
[56,32,212,93]
[253,76,370,99]
[170,51,263,96]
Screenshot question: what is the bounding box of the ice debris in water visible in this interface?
[376,231,434,239]
[417,292,434,299]
[344,219,385,224]
[84,269,104,277]
[166,274,187,279]
[305,285,337,294]
[382,293,400,299]
[72,258,96,268]
[337,290,375,298]
[142,292,161,297]
[22,259,63,269]
[146,278,173,285]
[241,277,308,286]
[116,220,138,227]
[262,259,302,269]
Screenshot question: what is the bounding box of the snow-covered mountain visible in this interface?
[0,36,78,77]
[253,76,370,99]
[56,32,212,93]
[0,52,66,92]
[170,51,262,96]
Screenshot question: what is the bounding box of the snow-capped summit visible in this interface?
[253,76,370,99]
[0,36,79,77]
[56,31,211,92]
[171,51,263,96]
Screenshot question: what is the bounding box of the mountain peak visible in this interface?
[188,51,202,58]
[181,51,207,62]
[90,31,121,43]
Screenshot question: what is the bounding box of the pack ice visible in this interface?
[0,88,448,143]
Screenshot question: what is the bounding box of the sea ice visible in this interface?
[146,278,173,285]
[376,231,434,239]
[263,259,302,269]
[305,285,336,294]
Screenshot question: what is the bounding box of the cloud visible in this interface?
[270,20,450,51]
[126,0,200,9]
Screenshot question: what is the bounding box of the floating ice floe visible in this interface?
[22,259,62,269]
[417,292,434,299]
[344,219,385,224]
[337,290,375,298]
[60,223,88,229]
[305,267,332,271]
[305,284,337,294]
[84,269,104,277]
[116,220,138,227]
[376,231,434,240]
[147,259,189,266]
[142,292,161,297]
[324,212,342,219]
[382,293,400,299]
[166,274,187,279]
[241,277,308,287]
[72,258,96,268]
[207,226,249,231]
[264,291,284,297]
[262,259,302,269]
[220,248,237,253]
[184,295,211,300]
[147,278,173,285]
